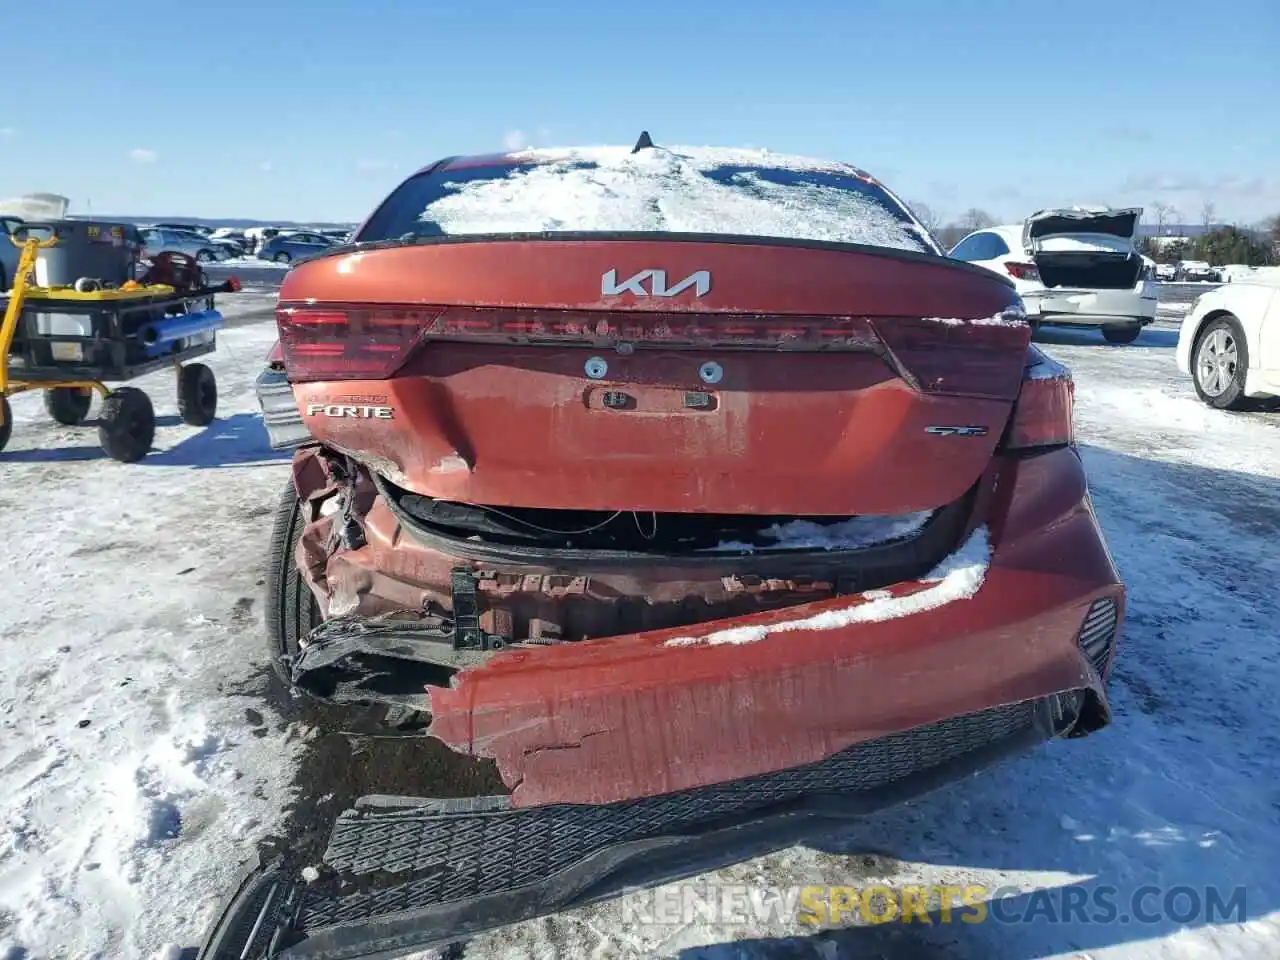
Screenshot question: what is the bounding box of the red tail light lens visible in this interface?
[1004,355,1074,449]
[1005,261,1041,282]
[277,306,445,380]
[873,314,1031,399]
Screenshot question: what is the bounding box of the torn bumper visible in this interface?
[198,695,1072,960]
[425,446,1123,807]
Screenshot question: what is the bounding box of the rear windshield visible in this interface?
[356,146,932,253]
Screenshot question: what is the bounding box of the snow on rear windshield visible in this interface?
[357,146,931,253]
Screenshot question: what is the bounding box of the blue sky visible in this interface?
[2,0,1276,225]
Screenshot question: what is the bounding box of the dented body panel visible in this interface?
[278,237,1027,516]
[286,443,1122,808]
[290,342,1023,516]
[423,446,1121,806]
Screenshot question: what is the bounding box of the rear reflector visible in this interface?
[1005,261,1041,282]
[1004,365,1074,449]
[1078,597,1119,675]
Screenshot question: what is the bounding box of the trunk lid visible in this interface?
[279,238,1029,517]
[1023,207,1141,247]
[1023,207,1144,290]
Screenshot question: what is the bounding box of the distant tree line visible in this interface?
[908,203,996,251]
[1139,226,1277,267]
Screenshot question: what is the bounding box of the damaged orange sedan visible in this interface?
[207,140,1124,959]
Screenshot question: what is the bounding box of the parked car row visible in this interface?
[135,223,354,263]
[1151,260,1254,283]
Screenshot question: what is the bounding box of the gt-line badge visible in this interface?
[925,425,988,437]
[306,403,394,419]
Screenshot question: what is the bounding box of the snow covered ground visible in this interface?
[0,318,297,958]
[2,302,1278,959]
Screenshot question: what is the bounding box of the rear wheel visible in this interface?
[177,362,218,426]
[1101,324,1141,345]
[98,387,155,462]
[0,396,12,452]
[196,249,215,263]
[1192,314,1250,410]
[43,387,92,426]
[266,481,320,684]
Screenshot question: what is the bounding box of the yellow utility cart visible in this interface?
[0,223,239,461]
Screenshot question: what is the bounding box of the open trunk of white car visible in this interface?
[1023,208,1144,290]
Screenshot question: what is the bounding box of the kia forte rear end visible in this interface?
[230,142,1123,958]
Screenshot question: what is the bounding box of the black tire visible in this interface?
[196,249,215,263]
[1101,324,1142,345]
[98,387,155,462]
[43,386,92,426]
[0,396,11,453]
[273,251,292,264]
[178,362,218,426]
[266,480,320,683]
[1191,313,1250,411]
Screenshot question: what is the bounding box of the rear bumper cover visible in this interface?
[198,695,1074,960]
[1023,287,1157,326]
[198,447,1123,958]
[420,446,1122,807]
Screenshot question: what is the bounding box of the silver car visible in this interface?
[139,228,226,263]
[257,231,339,263]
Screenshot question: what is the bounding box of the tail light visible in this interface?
[277,306,445,380]
[1003,352,1073,449]
[1004,261,1041,282]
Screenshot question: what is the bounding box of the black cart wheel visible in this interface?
[98,387,155,462]
[0,396,12,453]
[43,387,93,426]
[178,363,218,426]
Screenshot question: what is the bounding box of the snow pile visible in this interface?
[707,510,932,553]
[420,146,929,252]
[1036,235,1133,253]
[668,526,990,647]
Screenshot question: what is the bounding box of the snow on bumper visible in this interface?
[427,447,1124,807]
